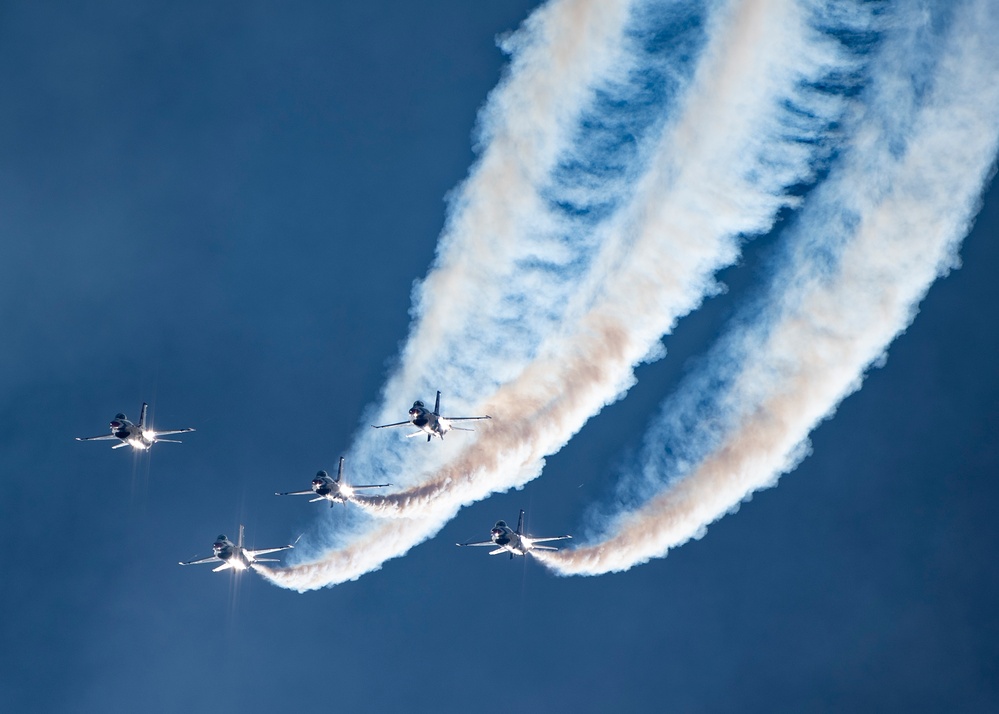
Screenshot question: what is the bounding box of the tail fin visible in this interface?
[238,524,245,550]
[336,456,344,483]
[517,509,525,536]
[434,391,441,416]
[138,402,148,429]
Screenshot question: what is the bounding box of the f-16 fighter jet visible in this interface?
[372,390,490,442]
[179,525,293,572]
[275,456,390,507]
[76,402,194,450]
[457,509,572,559]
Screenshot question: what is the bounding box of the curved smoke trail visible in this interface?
[263,0,874,591]
[538,0,999,575]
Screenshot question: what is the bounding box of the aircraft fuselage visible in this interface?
[408,406,445,437]
[311,475,346,503]
[108,419,153,449]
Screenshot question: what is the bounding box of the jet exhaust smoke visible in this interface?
[262,0,886,591]
[538,0,999,576]
[261,0,995,590]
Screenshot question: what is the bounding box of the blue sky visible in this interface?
[2,2,997,712]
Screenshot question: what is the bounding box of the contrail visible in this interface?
[538,0,999,575]
[263,0,873,591]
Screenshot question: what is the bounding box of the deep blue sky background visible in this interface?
[1,2,997,712]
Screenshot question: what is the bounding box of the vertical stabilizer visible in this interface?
[138,402,148,429]
[434,391,441,416]
[336,456,344,483]
[516,509,525,536]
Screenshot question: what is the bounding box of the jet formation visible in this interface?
[79,393,572,576]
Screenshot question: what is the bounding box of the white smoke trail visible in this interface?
[263,0,872,591]
[538,0,999,575]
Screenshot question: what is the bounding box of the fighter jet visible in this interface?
[372,390,490,442]
[456,509,572,559]
[178,525,293,572]
[76,402,194,450]
[274,456,390,507]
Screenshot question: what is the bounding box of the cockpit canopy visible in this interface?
[216,535,227,542]
[316,470,328,479]
[115,413,127,421]
[412,400,425,409]
[494,520,507,529]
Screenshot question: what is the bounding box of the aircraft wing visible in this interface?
[275,489,314,496]
[76,434,118,441]
[488,548,508,556]
[350,484,391,490]
[371,421,411,429]
[154,428,195,436]
[530,535,572,543]
[445,416,492,422]
[530,545,561,552]
[179,555,219,566]
[456,540,495,547]
[246,545,293,558]
[111,442,130,449]
[212,561,235,572]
